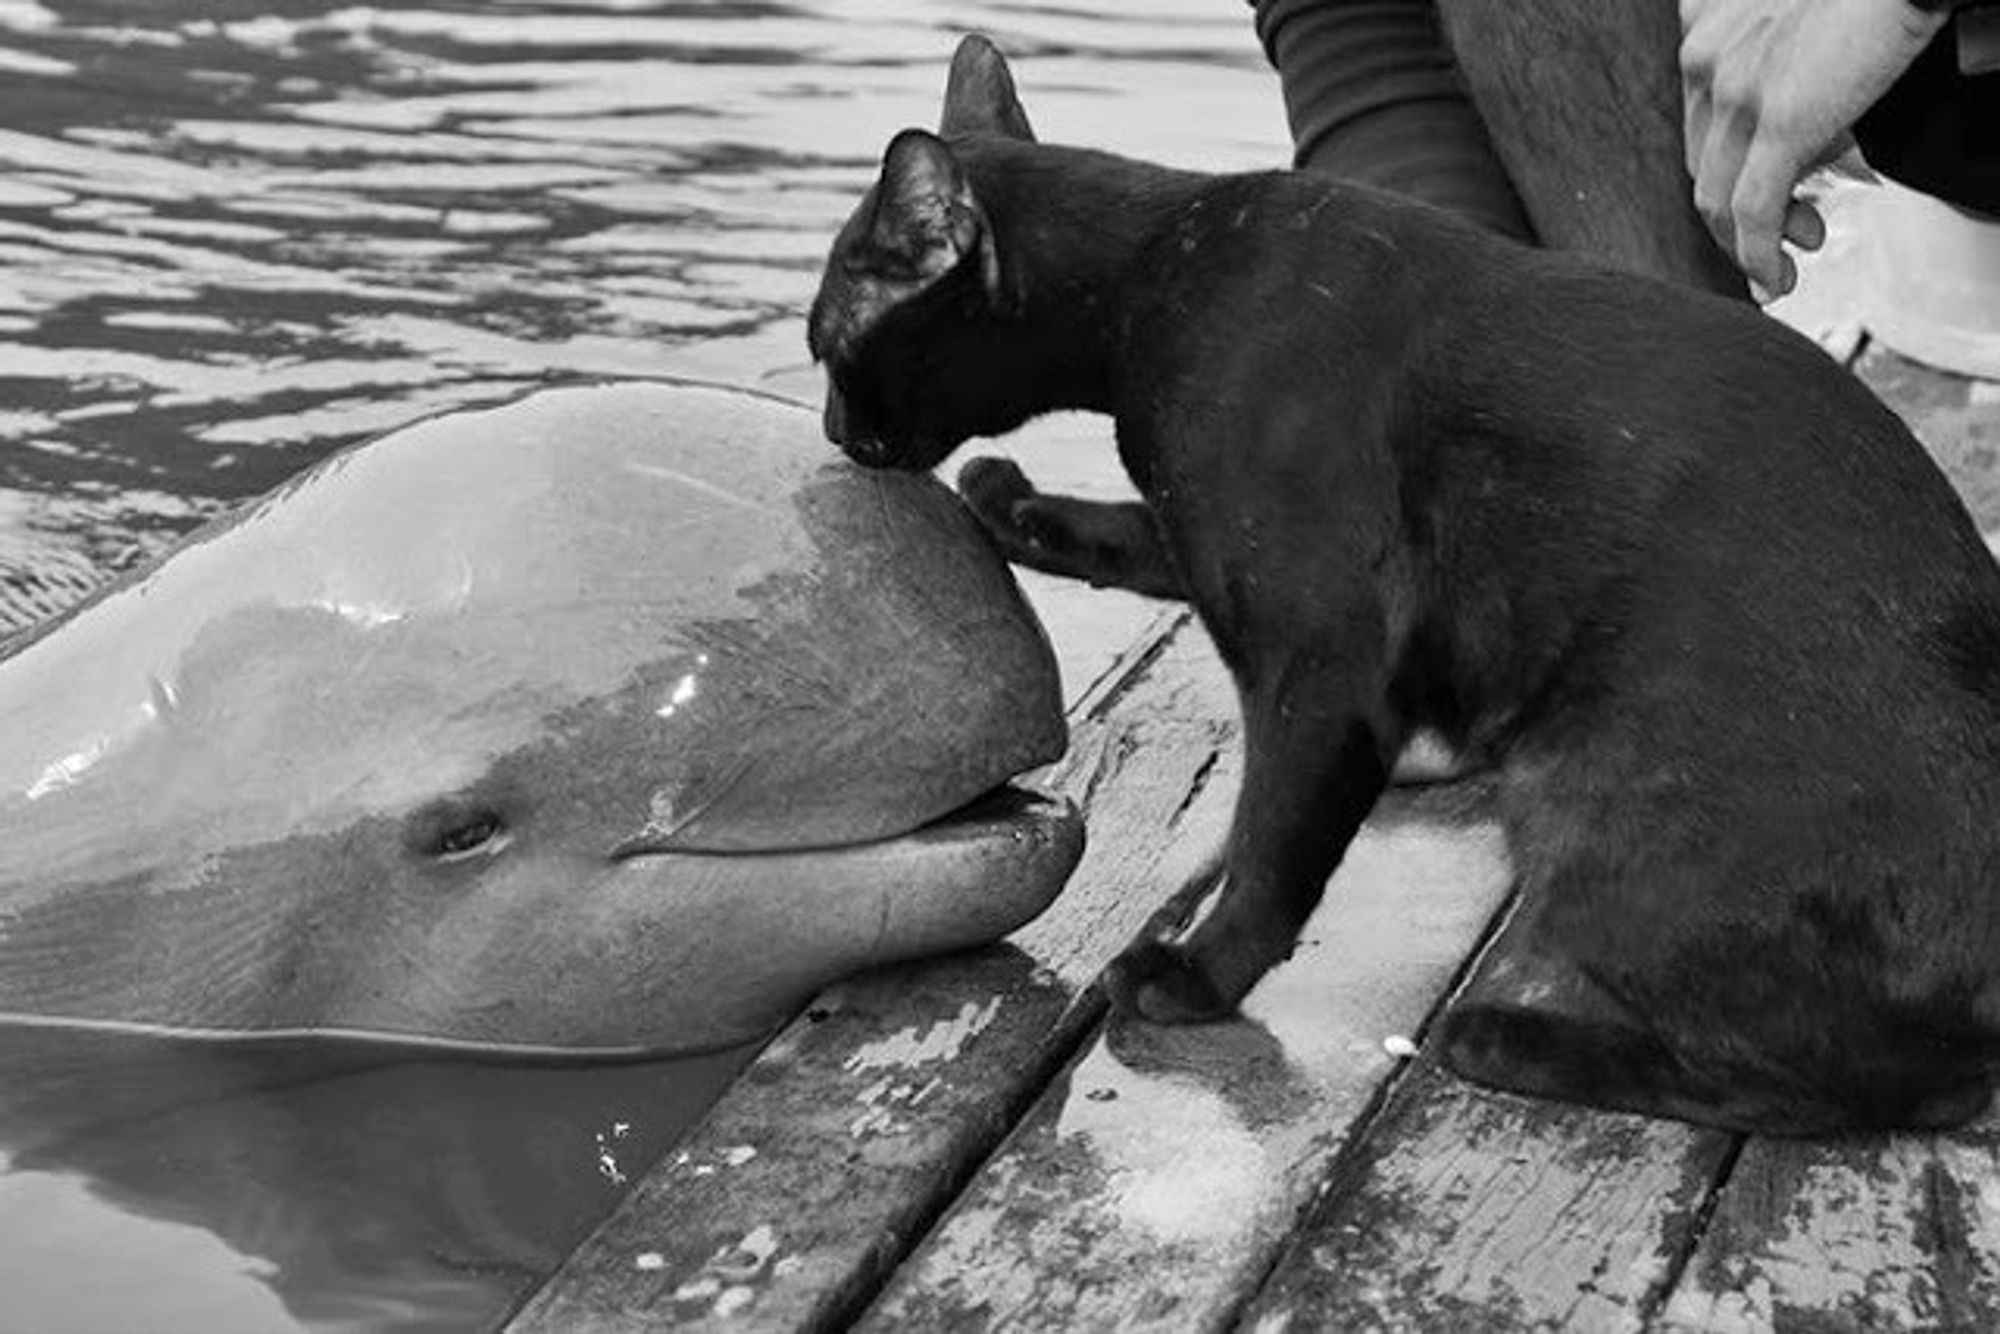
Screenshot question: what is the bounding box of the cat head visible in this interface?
[808,35,1037,471]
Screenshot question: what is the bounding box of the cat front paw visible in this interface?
[957,457,1049,549]
[958,454,1033,509]
[1102,940,1234,1024]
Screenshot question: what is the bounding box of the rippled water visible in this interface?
[0,0,1283,629]
[0,2,1285,1330]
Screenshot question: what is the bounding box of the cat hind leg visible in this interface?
[1439,913,1995,1135]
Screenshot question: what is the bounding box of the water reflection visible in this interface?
[0,2,1284,1328]
[0,1021,749,1333]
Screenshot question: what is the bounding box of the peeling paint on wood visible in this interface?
[506,948,1070,1333]
[507,614,1246,1333]
[855,783,1516,1333]
[843,999,1009,1140]
[1661,1112,2000,1332]
[1244,1058,1733,1333]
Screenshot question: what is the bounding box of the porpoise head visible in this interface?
[0,382,1081,1053]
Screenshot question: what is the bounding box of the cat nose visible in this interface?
[822,384,856,446]
[843,435,892,467]
[824,387,897,466]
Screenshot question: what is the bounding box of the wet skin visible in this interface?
[0,380,1082,1053]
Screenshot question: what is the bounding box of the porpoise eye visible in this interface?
[408,803,512,862]
[437,814,505,859]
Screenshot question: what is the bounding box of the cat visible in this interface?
[806,34,2000,1135]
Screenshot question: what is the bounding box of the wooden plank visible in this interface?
[506,613,1246,1333]
[1658,1113,2000,1332]
[854,780,1517,1333]
[1241,1056,1734,1333]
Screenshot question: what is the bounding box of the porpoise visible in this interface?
[0,380,1082,1053]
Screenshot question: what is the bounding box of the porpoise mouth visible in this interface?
[612,683,1075,860]
[612,780,1079,862]
[879,782,1078,847]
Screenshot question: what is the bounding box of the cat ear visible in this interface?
[940,34,1036,142]
[867,128,1006,305]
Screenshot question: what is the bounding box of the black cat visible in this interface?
[808,34,2000,1135]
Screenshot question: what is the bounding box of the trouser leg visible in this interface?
[1249,0,1750,296]
[1436,0,1749,296]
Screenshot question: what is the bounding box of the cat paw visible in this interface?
[958,455,1034,511]
[1102,940,1234,1024]
[957,457,1050,549]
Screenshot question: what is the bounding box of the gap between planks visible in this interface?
[854,779,1521,1333]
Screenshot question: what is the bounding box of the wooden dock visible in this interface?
[505,207,2000,1333]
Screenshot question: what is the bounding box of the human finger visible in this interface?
[1727,135,1804,297]
[1678,35,1716,183]
[1682,91,1712,187]
[1754,250,1798,306]
[1782,197,1825,253]
[1690,105,1750,261]
[1814,131,1862,174]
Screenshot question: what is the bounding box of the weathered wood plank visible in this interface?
[854,781,1517,1333]
[1659,1112,2000,1333]
[506,613,1246,1333]
[1241,1055,1734,1333]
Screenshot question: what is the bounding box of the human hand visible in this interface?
[1679,0,1947,300]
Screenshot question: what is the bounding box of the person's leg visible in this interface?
[1436,0,1749,297]
[1249,0,1534,242]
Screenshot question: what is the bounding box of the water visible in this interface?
[0,2,1286,1329]
[0,0,1284,628]
[0,1021,749,1333]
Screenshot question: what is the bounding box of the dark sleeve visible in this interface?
[1246,0,1534,239]
[1853,19,2000,217]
